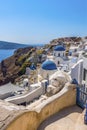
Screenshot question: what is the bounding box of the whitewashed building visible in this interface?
[40,59,57,79]
[71,59,83,85]
[53,45,66,66]
[71,51,87,86]
[83,52,87,86]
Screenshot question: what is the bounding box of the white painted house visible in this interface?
[40,59,57,79]
[71,51,87,86]
[83,52,87,86]
[71,59,83,85]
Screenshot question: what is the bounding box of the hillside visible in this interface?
[0,41,29,49]
[50,37,83,44]
[0,36,87,85]
[0,46,33,85]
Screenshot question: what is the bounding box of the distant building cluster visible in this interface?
[0,40,87,108]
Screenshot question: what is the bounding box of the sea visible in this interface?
[0,49,15,62]
[0,43,45,62]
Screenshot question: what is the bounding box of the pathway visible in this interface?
[38,105,83,130]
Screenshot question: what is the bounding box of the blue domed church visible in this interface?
[40,59,57,79]
[53,45,66,66]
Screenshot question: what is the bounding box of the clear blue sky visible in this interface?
[0,0,87,44]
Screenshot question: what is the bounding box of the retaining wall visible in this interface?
[6,87,76,130]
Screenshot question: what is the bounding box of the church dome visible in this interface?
[30,63,36,70]
[41,60,57,70]
[54,45,65,51]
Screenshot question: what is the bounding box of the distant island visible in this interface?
[0,41,30,49]
[0,41,45,49]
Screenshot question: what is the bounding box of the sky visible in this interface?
[0,0,87,44]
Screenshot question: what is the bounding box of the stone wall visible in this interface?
[5,87,76,130]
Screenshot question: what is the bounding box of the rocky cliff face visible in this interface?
[50,37,83,45]
[0,47,33,85]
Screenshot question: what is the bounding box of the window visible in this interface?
[83,69,87,81]
[58,53,60,57]
[83,69,85,80]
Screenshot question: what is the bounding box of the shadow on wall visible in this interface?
[37,105,82,130]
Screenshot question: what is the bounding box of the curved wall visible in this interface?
[6,88,76,130]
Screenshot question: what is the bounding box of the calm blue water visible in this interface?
[0,49,15,62]
[0,44,45,62]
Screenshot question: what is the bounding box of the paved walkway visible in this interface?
[38,105,84,130]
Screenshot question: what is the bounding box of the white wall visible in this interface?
[53,51,65,66]
[54,57,64,66]
[71,59,83,85]
[83,56,87,70]
[5,85,45,105]
[83,56,87,85]
[40,68,57,79]
[0,93,11,100]
[53,51,65,57]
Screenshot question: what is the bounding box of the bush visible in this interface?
[18,67,26,76]
[18,62,31,76]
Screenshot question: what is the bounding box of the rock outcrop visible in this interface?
[47,71,71,96]
[0,47,33,85]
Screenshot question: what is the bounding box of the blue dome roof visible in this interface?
[41,60,57,70]
[30,63,36,70]
[54,45,65,51]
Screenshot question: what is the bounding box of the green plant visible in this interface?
[18,61,31,76]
